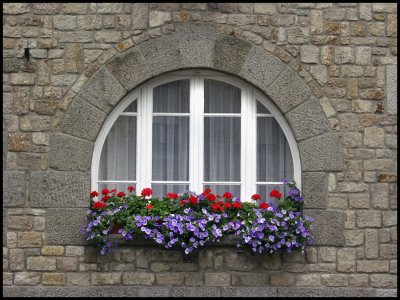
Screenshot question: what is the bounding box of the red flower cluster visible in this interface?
[206,193,216,201]
[101,189,110,196]
[189,196,198,205]
[222,192,233,199]
[102,195,110,202]
[146,204,153,210]
[141,188,152,198]
[251,193,261,201]
[270,189,282,199]
[127,186,135,192]
[110,189,116,194]
[233,202,242,209]
[166,192,179,199]
[180,200,187,205]
[259,202,269,209]
[90,191,98,198]
[201,188,212,196]
[211,201,225,212]
[117,191,125,198]
[93,202,107,209]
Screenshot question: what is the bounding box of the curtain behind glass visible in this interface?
[99,116,136,180]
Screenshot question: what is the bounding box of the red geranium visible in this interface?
[166,192,179,199]
[90,191,98,198]
[189,196,198,205]
[146,204,153,210]
[211,202,220,212]
[201,188,212,196]
[117,191,125,198]
[224,202,232,209]
[110,189,117,194]
[141,188,153,198]
[101,195,110,202]
[251,193,261,201]
[180,200,187,205]
[127,186,135,192]
[93,202,107,209]
[270,189,282,199]
[233,202,242,209]
[206,193,216,201]
[101,189,110,196]
[222,192,233,199]
[259,202,269,209]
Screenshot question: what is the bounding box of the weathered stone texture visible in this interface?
[3,171,25,207]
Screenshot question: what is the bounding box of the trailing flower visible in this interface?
[81,181,313,256]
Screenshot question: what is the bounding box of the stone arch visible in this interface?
[49,23,344,246]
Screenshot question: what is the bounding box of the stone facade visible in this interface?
[3,3,397,297]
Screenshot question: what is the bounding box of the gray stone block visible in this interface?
[170,287,221,297]
[46,208,88,245]
[3,171,25,207]
[266,66,311,113]
[60,97,106,142]
[175,23,217,68]
[3,121,7,170]
[277,287,377,297]
[285,97,329,141]
[138,287,170,297]
[303,210,344,246]
[221,287,278,297]
[3,286,141,297]
[30,172,90,208]
[302,172,328,209]
[49,133,93,172]
[106,48,152,92]
[139,34,183,77]
[79,67,126,113]
[298,133,344,171]
[240,45,285,93]
[386,65,397,115]
[213,35,252,74]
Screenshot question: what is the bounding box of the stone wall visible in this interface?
[3,3,397,297]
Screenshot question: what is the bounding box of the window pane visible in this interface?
[256,185,288,205]
[152,116,189,181]
[99,116,136,181]
[153,80,190,113]
[257,118,293,182]
[203,185,240,199]
[123,100,137,112]
[98,183,136,195]
[204,79,241,113]
[204,117,241,181]
[151,184,189,198]
[257,100,270,114]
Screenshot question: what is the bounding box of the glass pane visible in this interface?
[257,100,270,114]
[203,185,241,199]
[257,117,293,182]
[204,117,241,181]
[99,116,136,181]
[98,183,136,195]
[153,80,190,113]
[152,116,189,181]
[256,185,289,205]
[123,100,137,112]
[204,79,241,113]
[151,184,189,198]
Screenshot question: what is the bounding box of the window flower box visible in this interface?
[81,180,313,256]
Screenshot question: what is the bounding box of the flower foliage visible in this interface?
[81,181,313,256]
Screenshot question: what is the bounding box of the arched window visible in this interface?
[92,70,300,201]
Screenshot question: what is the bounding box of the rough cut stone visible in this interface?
[49,133,93,172]
[9,248,24,271]
[66,273,91,285]
[304,210,344,246]
[131,3,148,29]
[3,171,25,207]
[241,45,285,93]
[106,48,152,91]
[79,68,126,113]
[17,231,42,248]
[41,246,64,256]
[57,257,78,271]
[42,273,66,286]
[370,183,389,209]
[27,257,56,271]
[204,273,230,286]
[337,248,356,272]
[46,208,88,245]
[123,272,155,285]
[267,66,311,113]
[92,273,122,285]
[298,133,343,171]
[213,34,252,75]
[14,272,41,285]
[386,65,397,115]
[357,260,389,273]
[302,172,328,208]
[356,211,381,228]
[286,97,329,141]
[176,23,216,69]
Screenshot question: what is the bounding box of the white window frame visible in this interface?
[91,69,301,201]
